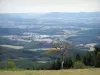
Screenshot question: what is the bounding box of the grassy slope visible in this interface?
[0,69,100,75]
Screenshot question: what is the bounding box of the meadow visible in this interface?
[0,68,100,75]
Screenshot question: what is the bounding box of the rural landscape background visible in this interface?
[0,0,100,75]
[0,12,100,74]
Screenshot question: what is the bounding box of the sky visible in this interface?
[0,0,100,13]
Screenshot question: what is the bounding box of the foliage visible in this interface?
[83,52,94,66]
[51,58,61,70]
[95,52,100,67]
[73,61,85,69]
[63,57,73,69]
[94,45,100,55]
[51,38,71,69]
[94,46,100,67]
[6,60,17,70]
[75,54,81,61]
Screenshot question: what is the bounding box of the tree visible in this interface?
[93,45,100,67]
[83,52,94,66]
[51,38,71,69]
[75,54,81,61]
[51,58,61,70]
[63,57,73,69]
[94,45,100,55]
[95,52,100,67]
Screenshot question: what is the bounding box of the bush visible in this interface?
[73,61,85,69]
[6,60,17,70]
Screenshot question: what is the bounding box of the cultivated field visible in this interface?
[0,68,100,75]
[0,45,24,49]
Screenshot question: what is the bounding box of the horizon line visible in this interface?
[0,11,100,14]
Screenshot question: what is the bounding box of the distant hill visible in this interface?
[39,12,100,19]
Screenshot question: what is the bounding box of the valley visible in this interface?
[0,12,100,69]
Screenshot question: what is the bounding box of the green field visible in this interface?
[0,69,100,75]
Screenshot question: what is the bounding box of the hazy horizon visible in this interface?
[0,0,100,13]
[0,11,100,14]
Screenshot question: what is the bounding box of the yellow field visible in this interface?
[0,45,24,49]
[0,69,100,75]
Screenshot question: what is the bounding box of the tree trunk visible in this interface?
[61,53,64,69]
[61,61,64,69]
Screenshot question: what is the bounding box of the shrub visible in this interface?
[73,61,85,69]
[6,60,17,70]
